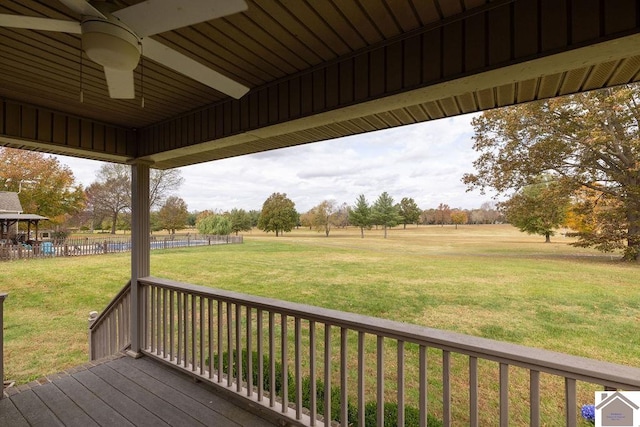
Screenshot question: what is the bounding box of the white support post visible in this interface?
[128,161,151,358]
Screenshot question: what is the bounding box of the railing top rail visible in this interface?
[139,276,640,389]
[89,281,131,331]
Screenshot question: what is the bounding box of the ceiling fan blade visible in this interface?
[57,0,106,18]
[0,15,81,33]
[103,67,135,99]
[113,0,247,37]
[141,38,249,99]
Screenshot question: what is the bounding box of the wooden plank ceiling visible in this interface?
[1,0,640,168]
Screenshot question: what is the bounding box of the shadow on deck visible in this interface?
[0,354,277,427]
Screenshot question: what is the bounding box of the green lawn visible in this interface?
[1,225,638,423]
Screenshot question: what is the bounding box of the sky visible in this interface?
[54,112,497,213]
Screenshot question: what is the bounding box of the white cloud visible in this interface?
[55,113,496,213]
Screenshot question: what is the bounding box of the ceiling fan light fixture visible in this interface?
[82,19,140,71]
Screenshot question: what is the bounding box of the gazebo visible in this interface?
[0,191,48,244]
[0,213,49,244]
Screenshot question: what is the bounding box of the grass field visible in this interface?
[1,224,638,424]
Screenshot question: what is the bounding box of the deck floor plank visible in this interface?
[108,357,239,426]
[32,382,100,427]
[0,394,30,427]
[72,369,170,427]
[1,355,278,427]
[53,375,135,427]
[9,388,63,426]
[90,363,206,426]
[121,356,275,427]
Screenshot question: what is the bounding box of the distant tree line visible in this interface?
[248,191,502,239]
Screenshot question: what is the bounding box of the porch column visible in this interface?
[127,161,151,357]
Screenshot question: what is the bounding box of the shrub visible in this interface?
[210,350,442,426]
[301,377,358,425]
[210,349,295,402]
[363,401,443,427]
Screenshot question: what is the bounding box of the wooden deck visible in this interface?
[0,354,277,427]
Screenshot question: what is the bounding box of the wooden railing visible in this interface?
[131,276,640,427]
[88,282,131,361]
[0,234,242,261]
[0,292,6,398]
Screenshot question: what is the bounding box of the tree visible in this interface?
[332,202,350,228]
[228,208,252,235]
[500,177,569,242]
[349,194,372,238]
[480,201,501,224]
[420,208,437,225]
[311,200,337,237]
[86,167,130,234]
[257,193,298,237]
[566,186,627,253]
[434,203,451,226]
[86,163,184,234]
[149,169,184,211]
[450,210,468,229]
[186,212,198,227]
[0,147,85,223]
[196,213,232,235]
[299,211,314,230]
[397,197,421,229]
[248,210,261,227]
[157,196,189,234]
[464,85,640,260]
[372,192,401,238]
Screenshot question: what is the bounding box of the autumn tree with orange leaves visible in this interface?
[0,147,85,224]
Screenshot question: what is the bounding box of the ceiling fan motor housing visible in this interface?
[81,18,140,71]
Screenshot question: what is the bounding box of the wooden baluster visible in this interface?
[324,324,331,426]
[227,302,233,387]
[236,304,242,392]
[377,336,384,427]
[177,292,182,365]
[470,356,478,427]
[340,328,348,427]
[500,363,509,427]
[397,340,405,427]
[530,370,540,427]
[246,306,253,397]
[156,286,161,356]
[257,309,264,401]
[295,317,302,420]
[191,294,196,371]
[269,312,276,408]
[200,296,205,375]
[309,320,317,426]
[419,345,428,427]
[162,288,168,358]
[169,291,175,363]
[281,314,288,413]
[217,300,223,383]
[565,378,577,427]
[183,292,189,368]
[443,351,451,427]
[208,298,214,379]
[358,332,365,427]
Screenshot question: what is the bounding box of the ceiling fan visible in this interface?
[0,0,250,99]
